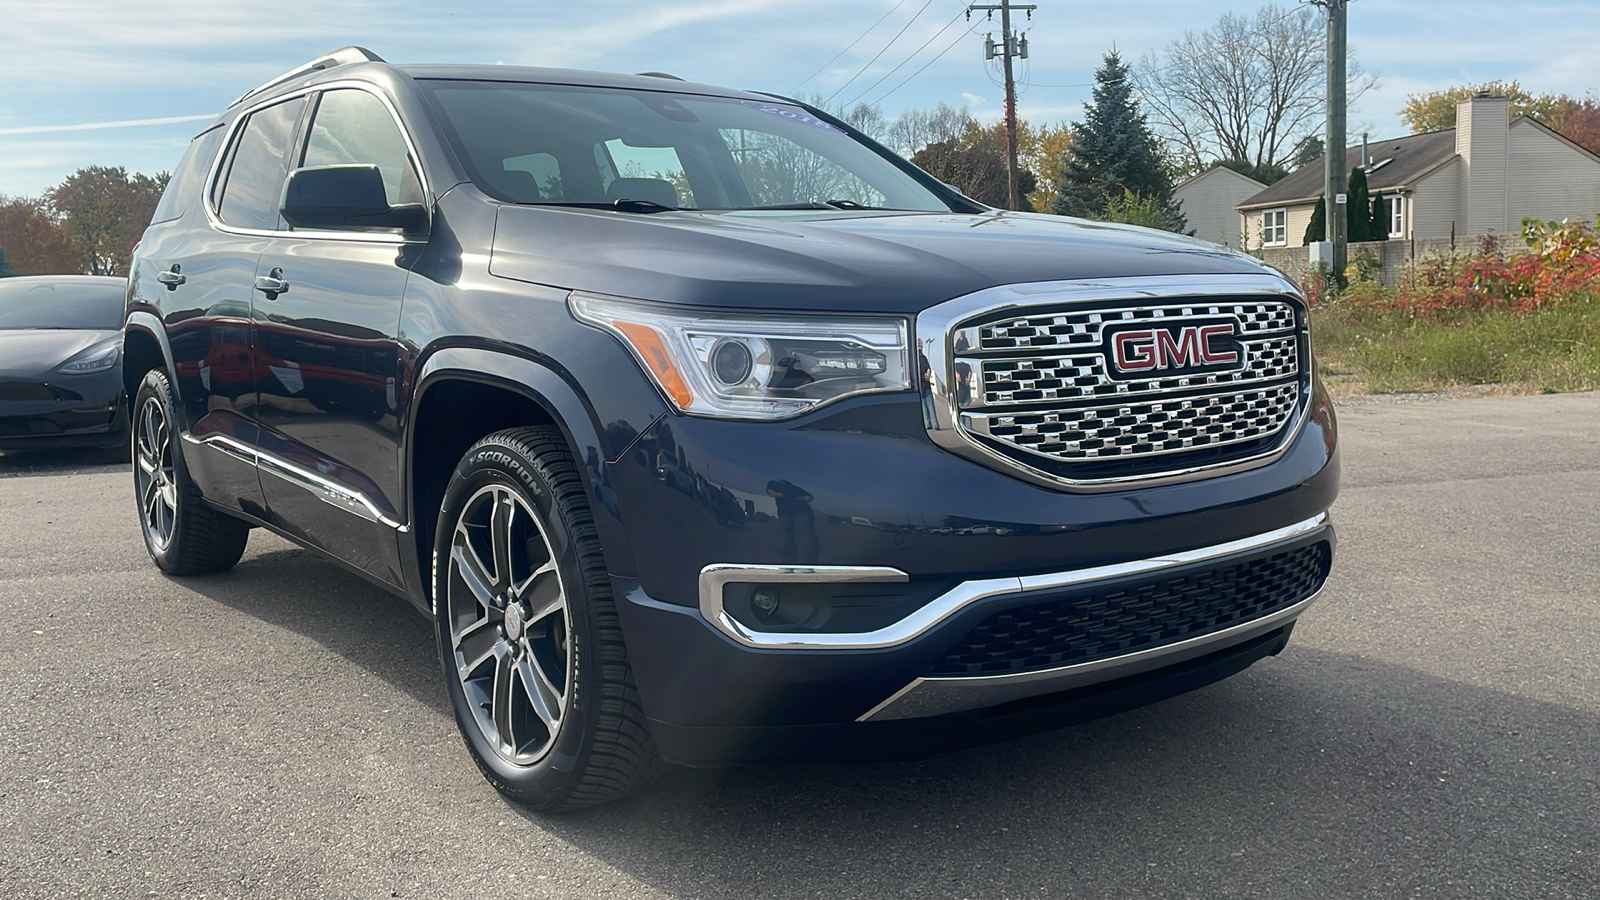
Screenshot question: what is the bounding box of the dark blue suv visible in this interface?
[124,48,1338,811]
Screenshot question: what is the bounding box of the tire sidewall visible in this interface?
[433,438,596,803]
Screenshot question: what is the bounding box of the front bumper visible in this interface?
[613,513,1334,764]
[0,379,128,451]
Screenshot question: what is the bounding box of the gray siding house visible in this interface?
[1236,95,1600,251]
[1173,166,1265,249]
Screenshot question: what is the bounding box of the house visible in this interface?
[1236,94,1600,252]
[1173,166,1265,249]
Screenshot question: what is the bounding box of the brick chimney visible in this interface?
[1456,93,1511,237]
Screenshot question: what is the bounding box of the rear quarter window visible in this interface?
[150,124,226,225]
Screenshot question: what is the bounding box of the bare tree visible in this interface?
[1136,4,1373,174]
[883,102,977,158]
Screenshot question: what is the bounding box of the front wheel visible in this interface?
[132,369,249,575]
[433,426,663,812]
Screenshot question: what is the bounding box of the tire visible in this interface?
[433,426,664,812]
[132,369,250,575]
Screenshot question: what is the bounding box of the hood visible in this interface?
[488,207,1280,313]
[0,329,120,378]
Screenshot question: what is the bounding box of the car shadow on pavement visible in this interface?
[171,544,1598,898]
[532,650,1598,899]
[182,545,448,715]
[0,446,128,477]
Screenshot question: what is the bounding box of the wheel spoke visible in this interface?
[140,412,157,462]
[136,452,157,476]
[514,559,560,607]
[489,490,516,592]
[490,647,519,752]
[523,586,564,628]
[452,616,501,677]
[517,656,562,732]
[451,530,498,611]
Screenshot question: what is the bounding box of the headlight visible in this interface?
[570,292,911,420]
[56,342,120,374]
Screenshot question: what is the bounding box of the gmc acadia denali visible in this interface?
[124,48,1338,811]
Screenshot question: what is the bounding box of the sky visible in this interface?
[3,0,1599,197]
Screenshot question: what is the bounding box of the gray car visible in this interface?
[0,275,129,452]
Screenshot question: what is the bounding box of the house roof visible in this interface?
[1238,129,1460,210]
[1175,165,1266,194]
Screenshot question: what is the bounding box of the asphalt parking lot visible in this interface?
[1,393,1597,899]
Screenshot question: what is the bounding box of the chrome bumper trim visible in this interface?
[856,589,1320,722]
[700,511,1329,651]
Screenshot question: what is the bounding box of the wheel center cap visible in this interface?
[504,601,526,642]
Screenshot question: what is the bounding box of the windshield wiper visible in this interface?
[741,200,896,211]
[518,199,681,214]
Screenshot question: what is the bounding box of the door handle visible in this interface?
[157,264,186,290]
[254,268,289,298]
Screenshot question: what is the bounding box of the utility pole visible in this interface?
[969,1,1035,210]
[1313,0,1350,277]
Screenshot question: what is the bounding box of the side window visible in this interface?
[301,89,422,207]
[151,125,225,225]
[215,96,308,231]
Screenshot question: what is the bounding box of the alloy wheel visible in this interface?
[445,484,572,766]
[134,398,178,551]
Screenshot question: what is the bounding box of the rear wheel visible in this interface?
[434,426,663,812]
[132,369,249,575]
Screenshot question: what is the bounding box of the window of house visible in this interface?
[1385,195,1405,239]
[1261,208,1287,246]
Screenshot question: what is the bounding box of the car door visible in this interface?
[147,97,309,517]
[250,86,423,587]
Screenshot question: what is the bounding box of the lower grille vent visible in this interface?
[930,542,1331,676]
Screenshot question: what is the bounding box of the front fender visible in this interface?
[407,346,655,594]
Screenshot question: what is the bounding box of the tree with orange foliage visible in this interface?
[1546,95,1600,156]
[0,197,84,276]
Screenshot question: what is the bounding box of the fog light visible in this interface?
[751,587,780,617]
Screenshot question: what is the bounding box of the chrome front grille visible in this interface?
[926,283,1311,487]
[968,382,1301,461]
[976,336,1299,407]
[974,302,1296,352]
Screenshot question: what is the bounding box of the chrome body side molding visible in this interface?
[184,434,405,530]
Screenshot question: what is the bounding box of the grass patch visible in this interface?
[1311,291,1600,394]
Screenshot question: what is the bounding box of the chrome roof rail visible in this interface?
[228,47,386,109]
[636,72,685,80]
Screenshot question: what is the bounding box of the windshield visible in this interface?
[419,80,952,212]
[0,280,124,330]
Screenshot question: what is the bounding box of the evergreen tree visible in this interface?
[1346,166,1374,242]
[0,247,13,278]
[1053,51,1187,233]
[1368,192,1389,243]
[1304,196,1327,244]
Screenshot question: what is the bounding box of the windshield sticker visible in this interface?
[741,100,845,133]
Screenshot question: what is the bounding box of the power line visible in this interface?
[789,0,911,94]
[865,16,982,107]
[824,0,940,105]
[844,7,969,108]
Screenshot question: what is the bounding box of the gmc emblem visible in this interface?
[1104,320,1244,380]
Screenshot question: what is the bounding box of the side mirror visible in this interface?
[280,164,427,234]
